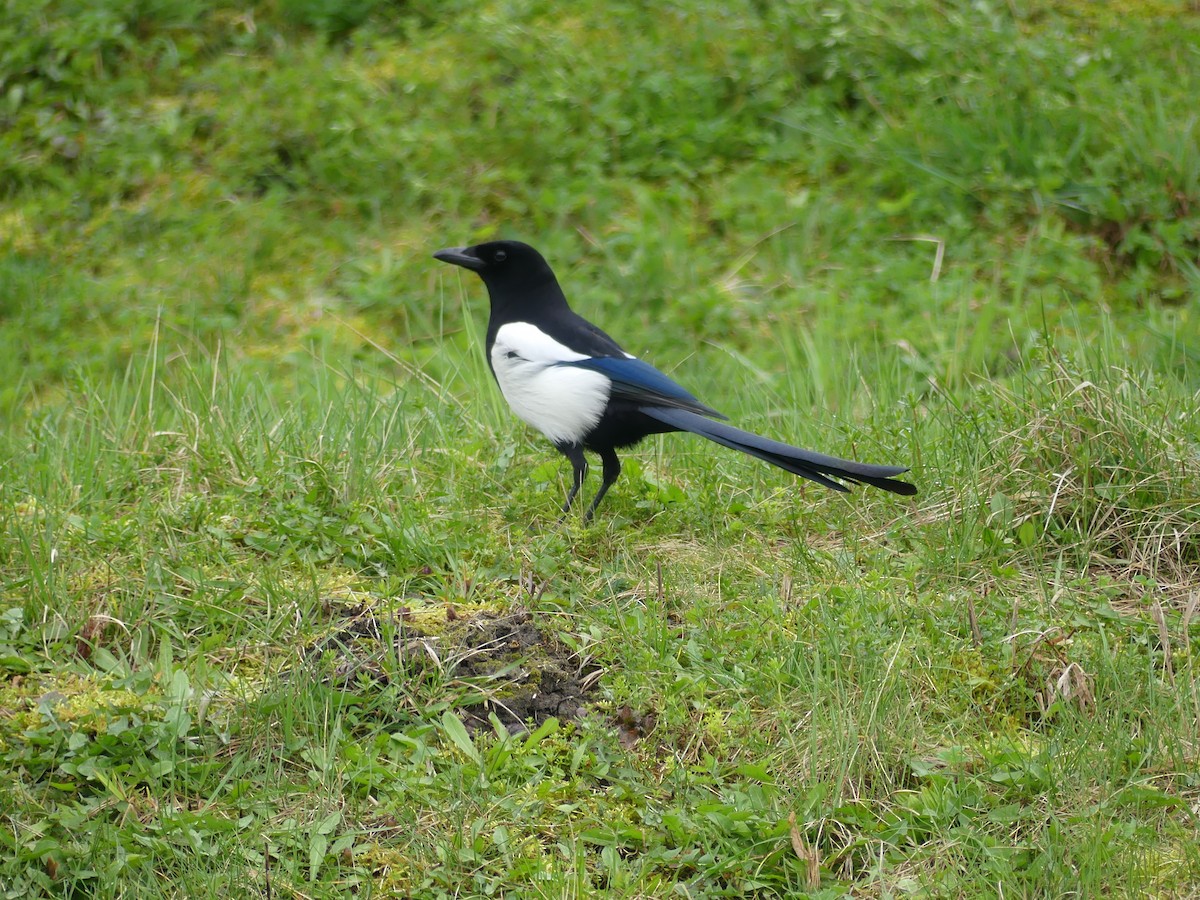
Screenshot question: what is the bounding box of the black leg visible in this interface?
[583,448,622,522]
[557,444,588,518]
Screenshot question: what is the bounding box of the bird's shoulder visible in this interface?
[540,308,629,358]
[490,308,628,360]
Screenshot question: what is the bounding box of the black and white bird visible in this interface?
[433,240,916,521]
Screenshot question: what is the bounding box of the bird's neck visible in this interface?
[486,277,571,329]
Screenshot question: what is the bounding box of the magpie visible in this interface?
[433,240,916,521]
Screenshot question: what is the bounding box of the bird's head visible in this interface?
[433,240,560,299]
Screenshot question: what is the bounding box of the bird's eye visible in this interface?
[494,250,507,262]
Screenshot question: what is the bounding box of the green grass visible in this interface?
[2,0,1199,896]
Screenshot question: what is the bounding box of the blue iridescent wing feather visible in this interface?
[557,356,727,420]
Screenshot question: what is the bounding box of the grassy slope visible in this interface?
[1,0,1199,896]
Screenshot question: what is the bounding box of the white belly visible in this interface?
[490,322,611,445]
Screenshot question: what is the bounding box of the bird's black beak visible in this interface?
[433,247,485,271]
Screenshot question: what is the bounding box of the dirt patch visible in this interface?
[298,604,601,734]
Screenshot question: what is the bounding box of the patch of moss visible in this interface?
[0,670,158,741]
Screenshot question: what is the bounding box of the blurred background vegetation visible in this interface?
[2,0,1196,409]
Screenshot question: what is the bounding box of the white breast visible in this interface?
[490,322,611,445]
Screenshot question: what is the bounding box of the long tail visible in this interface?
[643,407,917,496]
